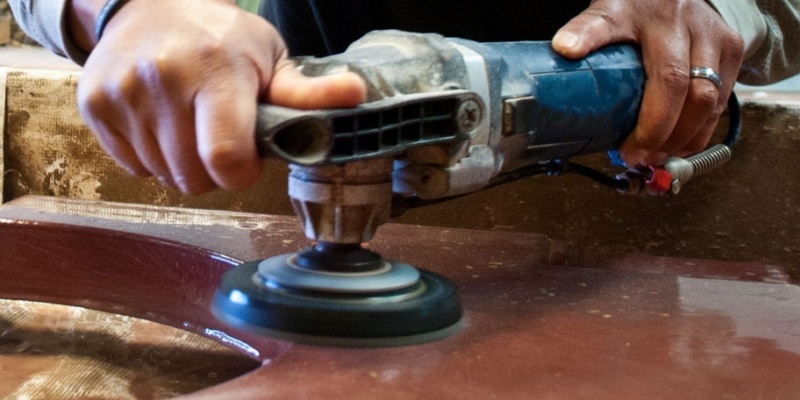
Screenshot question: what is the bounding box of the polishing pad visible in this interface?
[212,245,462,347]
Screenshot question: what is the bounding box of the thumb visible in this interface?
[552,3,635,59]
[267,59,367,110]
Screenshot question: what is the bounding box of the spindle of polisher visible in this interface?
[212,157,463,347]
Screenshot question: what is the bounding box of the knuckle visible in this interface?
[191,31,240,67]
[202,140,249,172]
[583,7,618,26]
[194,38,228,63]
[651,0,692,21]
[131,44,211,89]
[578,2,632,38]
[76,84,110,115]
[135,55,182,86]
[657,64,691,94]
[721,33,745,64]
[79,68,141,109]
[261,20,281,42]
[692,85,719,110]
[186,37,241,81]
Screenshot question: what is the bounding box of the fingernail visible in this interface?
[553,31,579,50]
[622,149,648,166]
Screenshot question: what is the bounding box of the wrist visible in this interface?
[66,0,108,53]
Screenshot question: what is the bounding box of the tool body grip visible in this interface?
[257,31,645,172]
[456,40,645,162]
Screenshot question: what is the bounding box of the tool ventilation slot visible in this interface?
[328,98,462,163]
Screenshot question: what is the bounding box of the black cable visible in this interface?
[723,92,742,148]
[393,93,743,213]
[564,162,630,191]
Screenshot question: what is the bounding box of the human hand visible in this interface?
[76,0,366,194]
[551,0,743,166]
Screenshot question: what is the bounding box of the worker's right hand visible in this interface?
[551,0,743,166]
[76,0,366,194]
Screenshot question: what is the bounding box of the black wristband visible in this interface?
[94,0,133,41]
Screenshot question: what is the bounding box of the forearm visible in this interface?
[707,0,800,84]
[9,0,242,65]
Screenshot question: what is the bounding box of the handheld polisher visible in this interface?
[212,30,739,347]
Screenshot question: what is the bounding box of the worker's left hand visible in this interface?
[74,0,365,195]
[552,0,744,166]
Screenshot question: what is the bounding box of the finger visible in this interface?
[142,64,218,194]
[88,120,151,177]
[619,28,692,166]
[267,59,367,109]
[153,104,217,194]
[658,37,723,155]
[552,1,634,59]
[194,72,263,191]
[124,117,176,187]
[78,67,177,183]
[82,106,170,182]
[661,17,743,157]
[674,69,736,157]
[678,114,719,156]
[77,76,152,177]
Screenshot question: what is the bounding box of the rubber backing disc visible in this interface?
[212,258,463,347]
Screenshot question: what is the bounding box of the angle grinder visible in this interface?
[212,30,738,347]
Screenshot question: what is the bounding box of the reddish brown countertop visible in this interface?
[0,196,798,399]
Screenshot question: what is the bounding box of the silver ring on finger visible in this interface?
[689,66,722,89]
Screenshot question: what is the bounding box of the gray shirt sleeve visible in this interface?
[7,0,800,83]
[7,0,89,65]
[740,0,799,84]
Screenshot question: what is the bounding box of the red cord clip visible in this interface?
[646,166,673,193]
